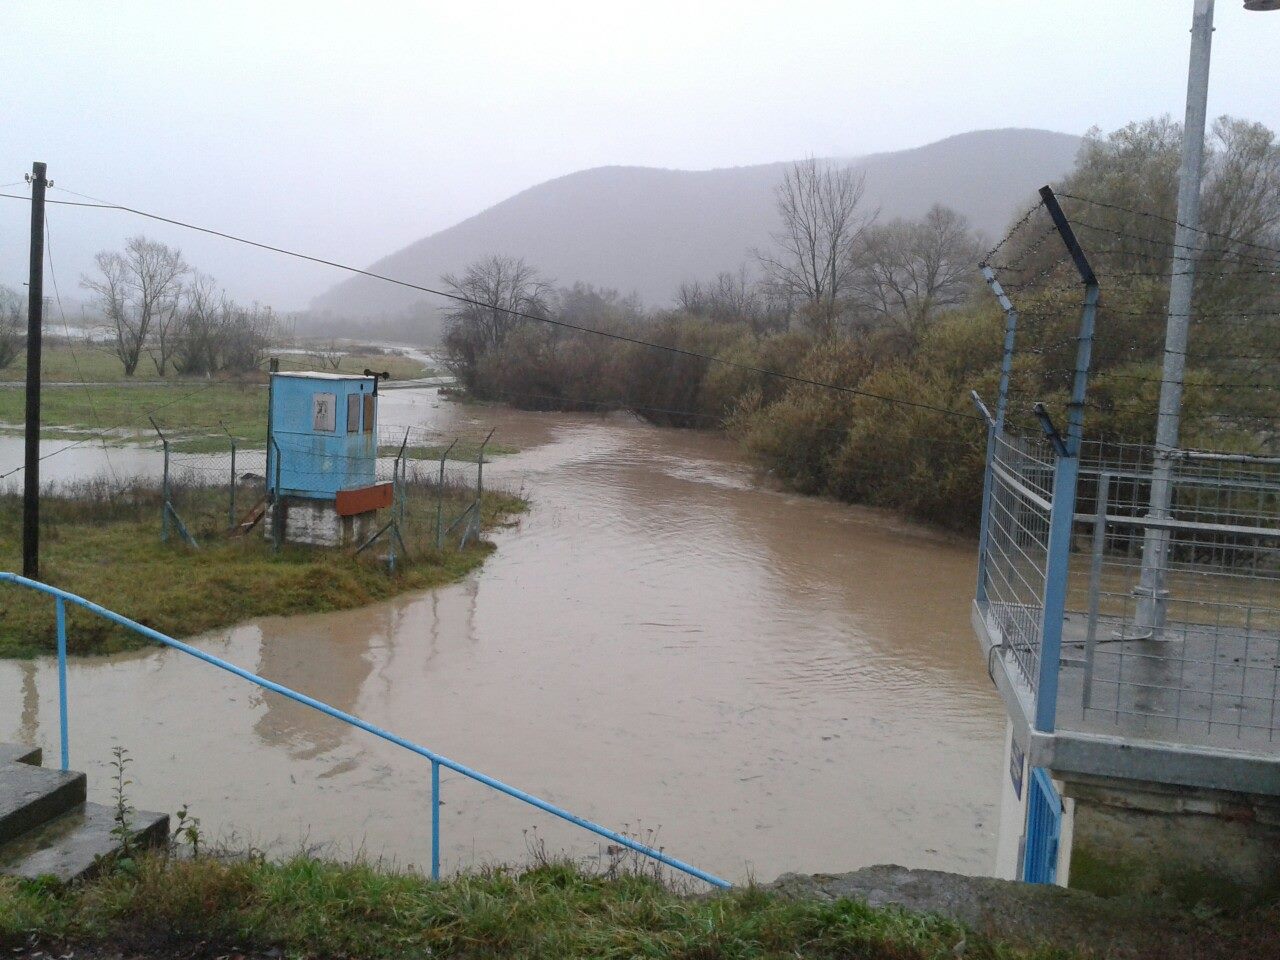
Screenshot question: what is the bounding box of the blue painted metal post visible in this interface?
[431,759,441,881]
[55,597,68,771]
[1036,453,1080,732]
[1034,188,1098,734]
[975,266,1021,603]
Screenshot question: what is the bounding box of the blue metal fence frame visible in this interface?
[0,572,731,889]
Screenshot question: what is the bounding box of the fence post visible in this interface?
[221,421,237,531]
[271,438,283,552]
[1034,187,1098,734]
[389,458,399,574]
[431,759,441,881]
[55,596,68,771]
[435,439,456,550]
[975,266,1021,604]
[472,429,494,544]
[151,418,170,543]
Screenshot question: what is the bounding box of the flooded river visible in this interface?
[0,387,1005,883]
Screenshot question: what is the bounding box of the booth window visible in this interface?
[312,393,337,432]
[346,394,361,433]
[363,394,375,434]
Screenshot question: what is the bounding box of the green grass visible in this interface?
[0,477,524,658]
[0,854,1062,960]
[0,340,433,384]
[0,380,269,451]
[0,342,437,452]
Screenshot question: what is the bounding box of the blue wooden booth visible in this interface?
[267,371,378,498]
[264,371,387,546]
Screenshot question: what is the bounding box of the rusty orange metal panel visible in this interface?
[335,482,393,516]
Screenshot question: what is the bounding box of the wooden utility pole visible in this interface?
[23,161,48,579]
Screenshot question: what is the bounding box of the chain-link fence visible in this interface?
[152,422,511,572]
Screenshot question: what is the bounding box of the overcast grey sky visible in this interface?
[2,0,1278,310]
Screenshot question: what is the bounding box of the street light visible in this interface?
[1132,0,1275,637]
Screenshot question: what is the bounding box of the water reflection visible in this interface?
[0,390,1004,881]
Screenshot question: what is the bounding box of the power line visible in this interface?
[0,188,983,423]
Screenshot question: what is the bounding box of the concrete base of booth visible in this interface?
[263,496,378,547]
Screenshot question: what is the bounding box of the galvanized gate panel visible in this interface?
[1022,767,1061,884]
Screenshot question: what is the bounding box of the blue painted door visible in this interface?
[1022,767,1062,884]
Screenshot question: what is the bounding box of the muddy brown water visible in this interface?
[1,388,1005,883]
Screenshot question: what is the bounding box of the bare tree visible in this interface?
[173,272,222,375]
[676,267,786,333]
[312,339,345,371]
[82,236,188,376]
[0,285,23,370]
[757,158,873,337]
[441,255,552,392]
[850,205,981,339]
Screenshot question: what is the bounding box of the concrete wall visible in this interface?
[1063,776,1280,896]
[263,497,378,548]
[994,721,1073,887]
[994,720,1026,880]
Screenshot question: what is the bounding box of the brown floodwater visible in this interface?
[0,389,1005,883]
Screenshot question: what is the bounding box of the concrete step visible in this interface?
[0,801,169,882]
[0,761,85,845]
[0,743,42,767]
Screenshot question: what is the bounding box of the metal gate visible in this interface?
[1022,767,1062,884]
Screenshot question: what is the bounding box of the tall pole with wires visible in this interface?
[22,162,49,580]
[1133,0,1216,638]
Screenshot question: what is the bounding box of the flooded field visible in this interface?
[0,387,1005,883]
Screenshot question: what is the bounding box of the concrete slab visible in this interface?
[0,763,85,844]
[0,802,169,882]
[0,743,42,767]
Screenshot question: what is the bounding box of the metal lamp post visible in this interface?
[1132,0,1276,637]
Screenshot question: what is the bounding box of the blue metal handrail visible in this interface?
[0,572,731,889]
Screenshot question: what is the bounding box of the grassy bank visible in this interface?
[0,855,1041,960]
[5,853,1278,960]
[0,477,524,658]
[0,340,433,385]
[0,341,434,452]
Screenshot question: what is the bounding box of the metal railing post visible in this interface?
[0,572,733,890]
[431,759,441,881]
[1082,472,1111,710]
[55,596,68,771]
[975,420,996,604]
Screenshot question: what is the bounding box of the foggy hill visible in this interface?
[311,128,1081,326]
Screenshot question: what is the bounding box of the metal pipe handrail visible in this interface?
[0,572,731,889]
